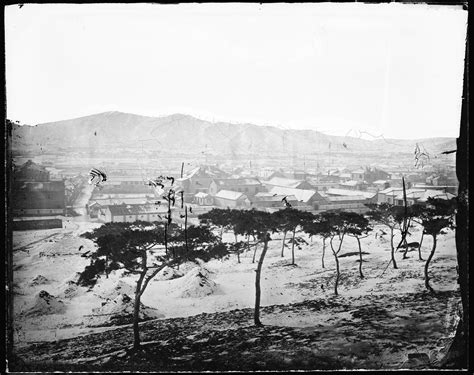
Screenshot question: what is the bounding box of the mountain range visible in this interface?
[11,111,456,158]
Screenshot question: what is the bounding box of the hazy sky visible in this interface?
[5,3,467,139]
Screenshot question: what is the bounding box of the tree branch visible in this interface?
[139,258,181,297]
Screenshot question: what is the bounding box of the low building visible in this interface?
[194,192,214,206]
[372,180,390,190]
[317,195,370,214]
[325,188,377,202]
[88,194,156,207]
[93,176,155,194]
[250,192,298,209]
[98,204,167,223]
[306,177,341,192]
[13,218,63,231]
[263,177,314,190]
[87,201,103,218]
[13,180,66,216]
[209,178,263,197]
[351,169,366,182]
[267,186,325,209]
[176,165,230,197]
[377,187,405,204]
[338,180,367,190]
[213,190,250,208]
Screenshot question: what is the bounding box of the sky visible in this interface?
[5,3,467,139]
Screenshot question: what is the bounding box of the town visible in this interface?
[12,158,457,230]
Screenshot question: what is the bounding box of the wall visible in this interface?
[13,218,62,231]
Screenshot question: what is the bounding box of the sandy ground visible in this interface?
[10,181,460,369]
[12,219,459,352]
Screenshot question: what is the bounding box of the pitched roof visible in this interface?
[253,192,297,202]
[194,192,210,198]
[339,173,352,179]
[106,204,165,216]
[268,186,316,203]
[326,188,376,199]
[379,187,404,195]
[215,190,246,201]
[325,195,368,202]
[212,178,261,186]
[185,165,229,179]
[264,177,306,189]
[394,191,427,200]
[92,197,152,205]
[339,180,359,187]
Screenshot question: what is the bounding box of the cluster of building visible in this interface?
[11,160,456,227]
[83,163,458,223]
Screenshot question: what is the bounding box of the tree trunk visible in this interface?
[330,237,341,296]
[291,229,296,265]
[133,291,141,349]
[424,235,437,293]
[280,231,287,257]
[184,207,188,252]
[390,227,398,269]
[321,237,326,269]
[164,224,168,256]
[252,244,258,264]
[357,237,364,279]
[105,255,109,279]
[133,267,147,350]
[235,233,240,264]
[418,231,425,261]
[402,230,409,259]
[254,237,269,326]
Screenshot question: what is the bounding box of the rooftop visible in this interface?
[215,190,246,201]
[268,186,316,203]
[325,195,368,202]
[106,204,165,216]
[253,192,298,202]
[194,192,210,198]
[339,180,360,187]
[326,188,376,199]
[212,178,261,186]
[264,177,306,189]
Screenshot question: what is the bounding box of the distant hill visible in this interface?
[11,111,457,158]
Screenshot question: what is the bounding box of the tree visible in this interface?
[80,221,228,350]
[320,211,351,296]
[417,198,456,293]
[345,212,372,279]
[366,203,406,269]
[409,203,428,261]
[228,209,248,264]
[273,208,314,265]
[199,208,248,263]
[302,214,332,269]
[198,208,232,240]
[243,209,279,326]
